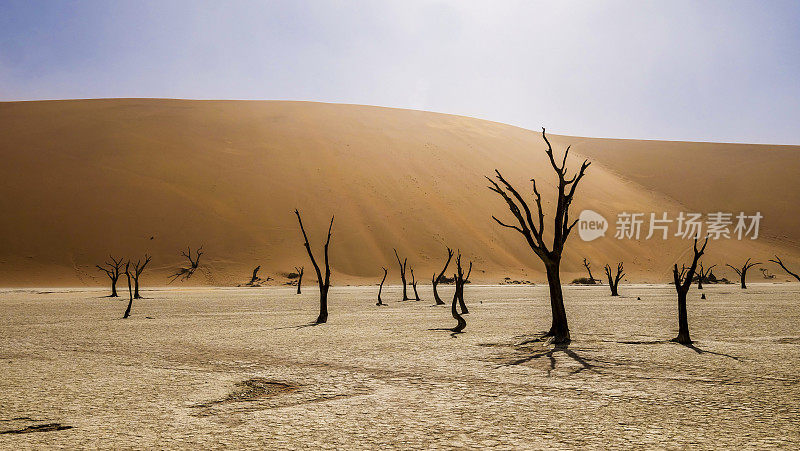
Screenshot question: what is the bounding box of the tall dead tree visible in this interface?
[169,246,204,283]
[131,254,151,299]
[696,262,716,289]
[769,255,800,282]
[295,210,333,324]
[96,255,124,297]
[122,261,134,319]
[393,248,409,301]
[583,258,599,284]
[450,254,468,334]
[376,267,388,306]
[604,262,624,296]
[726,258,760,289]
[432,247,454,305]
[410,268,421,301]
[672,237,708,344]
[487,128,590,343]
[295,266,304,294]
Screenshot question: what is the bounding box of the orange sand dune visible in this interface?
[0,99,798,286]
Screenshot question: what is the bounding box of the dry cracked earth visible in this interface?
[1,283,799,449]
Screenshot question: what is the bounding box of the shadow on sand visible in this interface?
[619,339,740,360]
[482,334,598,375]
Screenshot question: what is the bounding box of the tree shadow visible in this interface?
[618,339,740,360]
[428,327,464,338]
[485,335,598,375]
[270,321,324,330]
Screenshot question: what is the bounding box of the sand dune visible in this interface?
[0,99,798,286]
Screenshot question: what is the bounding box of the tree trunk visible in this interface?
[672,290,691,344]
[316,286,328,324]
[297,271,303,294]
[544,262,570,343]
[110,278,118,297]
[432,274,444,305]
[457,284,469,314]
[377,268,387,306]
[451,283,466,333]
[609,282,619,296]
[698,278,703,290]
[123,272,133,319]
[133,277,141,299]
[400,271,408,301]
[740,269,747,289]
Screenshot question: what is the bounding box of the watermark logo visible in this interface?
[577,209,608,242]
[577,210,763,241]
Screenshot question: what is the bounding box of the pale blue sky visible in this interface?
[1,0,798,144]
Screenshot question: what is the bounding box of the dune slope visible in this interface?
[0,99,798,286]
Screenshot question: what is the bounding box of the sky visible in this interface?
[1,0,799,144]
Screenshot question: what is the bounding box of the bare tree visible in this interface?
[169,246,204,283]
[672,237,709,344]
[604,262,624,296]
[249,265,262,286]
[393,249,409,301]
[96,255,124,297]
[696,262,716,289]
[410,268,421,301]
[376,267,388,306]
[432,247,454,306]
[123,261,134,319]
[726,258,760,289]
[759,268,775,279]
[583,258,599,284]
[295,266,304,294]
[295,210,333,324]
[487,128,590,343]
[450,254,468,334]
[769,255,800,282]
[131,254,151,299]
[457,259,472,314]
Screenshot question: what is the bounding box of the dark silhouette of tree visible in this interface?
[457,258,472,314]
[249,265,261,285]
[769,255,800,282]
[672,237,709,344]
[393,249,409,301]
[759,267,775,279]
[295,266,304,294]
[295,210,333,324]
[131,254,151,299]
[123,261,134,319]
[487,128,590,344]
[696,262,716,289]
[583,258,599,284]
[96,255,124,297]
[432,247,454,305]
[410,268,421,301]
[604,262,624,296]
[169,246,204,283]
[376,267,388,306]
[450,254,468,334]
[726,258,760,289]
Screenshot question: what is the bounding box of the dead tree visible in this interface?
[123,261,134,319]
[726,258,760,289]
[131,254,151,299]
[249,265,261,285]
[393,248,409,301]
[604,262,624,296]
[696,262,716,289]
[672,237,709,344]
[432,247,454,305]
[457,258,472,314]
[410,268,422,301]
[295,266,304,294]
[295,210,333,324]
[583,258,599,284]
[759,267,775,279]
[487,128,590,343]
[96,255,124,297]
[769,255,800,282]
[169,246,204,283]
[450,254,468,333]
[377,267,388,306]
